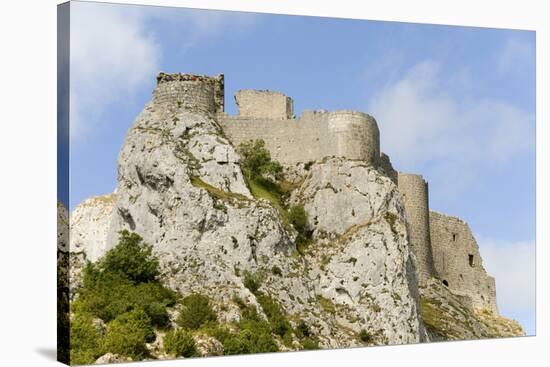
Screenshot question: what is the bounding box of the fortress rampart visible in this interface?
[429,211,498,313]
[219,91,380,166]
[147,73,501,314]
[397,173,436,284]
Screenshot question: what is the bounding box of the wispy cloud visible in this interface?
[367,60,534,195]
[69,3,258,141]
[478,236,536,333]
[70,2,160,140]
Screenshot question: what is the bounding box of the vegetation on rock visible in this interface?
[164,329,197,358]
[70,231,176,364]
[177,294,217,330]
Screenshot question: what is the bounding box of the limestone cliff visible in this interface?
[63,74,524,362]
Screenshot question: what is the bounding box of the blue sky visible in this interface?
[62,1,536,335]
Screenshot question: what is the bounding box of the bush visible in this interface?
[73,231,176,327]
[164,329,197,357]
[103,309,154,360]
[243,271,262,294]
[256,293,291,340]
[221,319,279,355]
[70,313,103,365]
[177,294,217,330]
[74,268,176,326]
[358,329,372,343]
[98,230,160,283]
[237,140,283,181]
[289,204,312,253]
[301,337,320,350]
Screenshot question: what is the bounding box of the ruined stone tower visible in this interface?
[397,173,437,284]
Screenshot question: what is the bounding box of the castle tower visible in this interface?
[429,211,498,313]
[326,111,380,165]
[397,173,436,284]
[152,72,224,114]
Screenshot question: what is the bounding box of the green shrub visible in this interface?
[243,271,262,294]
[203,306,279,355]
[358,329,372,343]
[222,319,279,355]
[295,320,312,338]
[103,309,154,359]
[74,270,176,326]
[98,230,160,283]
[289,204,312,254]
[301,337,320,350]
[164,329,197,357]
[177,294,217,330]
[70,313,103,365]
[256,293,291,340]
[237,140,283,181]
[73,231,176,327]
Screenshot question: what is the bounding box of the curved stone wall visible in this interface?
[397,173,436,283]
[219,109,380,166]
[152,73,224,115]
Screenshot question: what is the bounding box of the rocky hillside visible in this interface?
[61,90,523,364]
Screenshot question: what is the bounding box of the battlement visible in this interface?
[152,72,224,114]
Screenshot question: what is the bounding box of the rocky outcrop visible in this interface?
[71,194,116,262]
[67,91,428,349]
[64,75,524,359]
[291,158,426,345]
[419,279,524,340]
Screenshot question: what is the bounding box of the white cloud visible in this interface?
[477,236,536,324]
[70,2,160,140]
[69,3,258,141]
[367,60,534,194]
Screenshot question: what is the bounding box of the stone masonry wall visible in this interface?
[219,108,380,166]
[235,90,293,120]
[397,173,436,284]
[152,73,224,115]
[429,211,498,313]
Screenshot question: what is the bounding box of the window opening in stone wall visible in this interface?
[468,254,474,267]
[452,233,457,241]
[442,280,449,287]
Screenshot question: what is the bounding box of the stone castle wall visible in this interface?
[235,90,293,120]
[219,91,380,166]
[429,211,498,313]
[397,173,436,284]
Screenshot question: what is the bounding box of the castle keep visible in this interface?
[153,72,498,313]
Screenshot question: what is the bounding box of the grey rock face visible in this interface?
[291,158,426,345]
[69,97,426,348]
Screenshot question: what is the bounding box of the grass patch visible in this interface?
[190,176,249,203]
[316,295,336,314]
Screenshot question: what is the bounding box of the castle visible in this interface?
[153,72,498,314]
